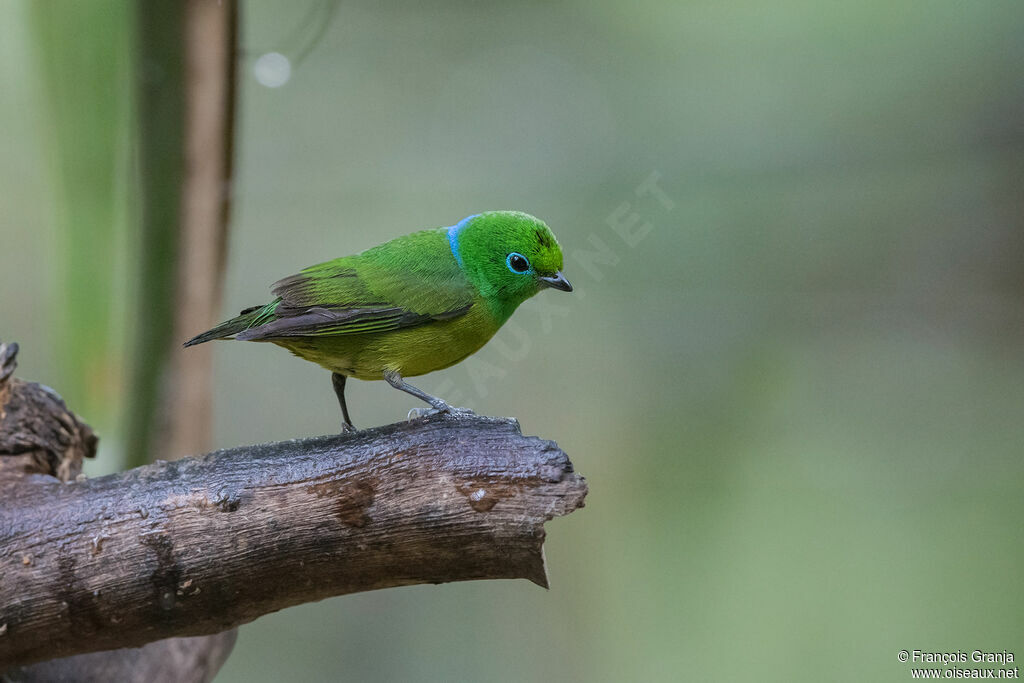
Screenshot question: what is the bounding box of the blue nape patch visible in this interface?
[447,213,479,269]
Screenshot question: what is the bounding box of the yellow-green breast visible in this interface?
[272,299,500,380]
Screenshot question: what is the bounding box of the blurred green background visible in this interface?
[3,1,1024,681]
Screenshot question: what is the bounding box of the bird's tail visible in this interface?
[183,304,274,347]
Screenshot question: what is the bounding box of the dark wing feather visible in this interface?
[235,303,470,341]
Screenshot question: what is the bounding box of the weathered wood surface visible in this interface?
[1,339,237,678]
[0,341,97,483]
[0,412,587,667]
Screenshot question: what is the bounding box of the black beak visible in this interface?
[539,271,573,292]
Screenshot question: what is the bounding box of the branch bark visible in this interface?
[0,342,97,484]
[0,412,587,667]
[0,340,237,679]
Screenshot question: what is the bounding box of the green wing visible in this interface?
[236,228,473,341]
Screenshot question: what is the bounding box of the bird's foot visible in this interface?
[340,421,357,434]
[406,403,476,422]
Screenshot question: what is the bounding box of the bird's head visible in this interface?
[450,211,572,317]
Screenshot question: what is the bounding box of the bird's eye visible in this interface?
[506,252,531,273]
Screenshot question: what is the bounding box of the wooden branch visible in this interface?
[0,340,236,679]
[0,340,96,483]
[0,413,587,667]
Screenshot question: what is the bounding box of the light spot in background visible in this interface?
[253,52,292,88]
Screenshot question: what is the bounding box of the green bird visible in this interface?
[184,210,572,430]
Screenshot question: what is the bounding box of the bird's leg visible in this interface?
[382,370,465,417]
[331,372,356,432]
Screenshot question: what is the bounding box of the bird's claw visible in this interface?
[445,406,476,417]
[406,404,475,422]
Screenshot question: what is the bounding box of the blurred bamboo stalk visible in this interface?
[127,0,237,465]
[28,1,131,429]
[127,1,184,468]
